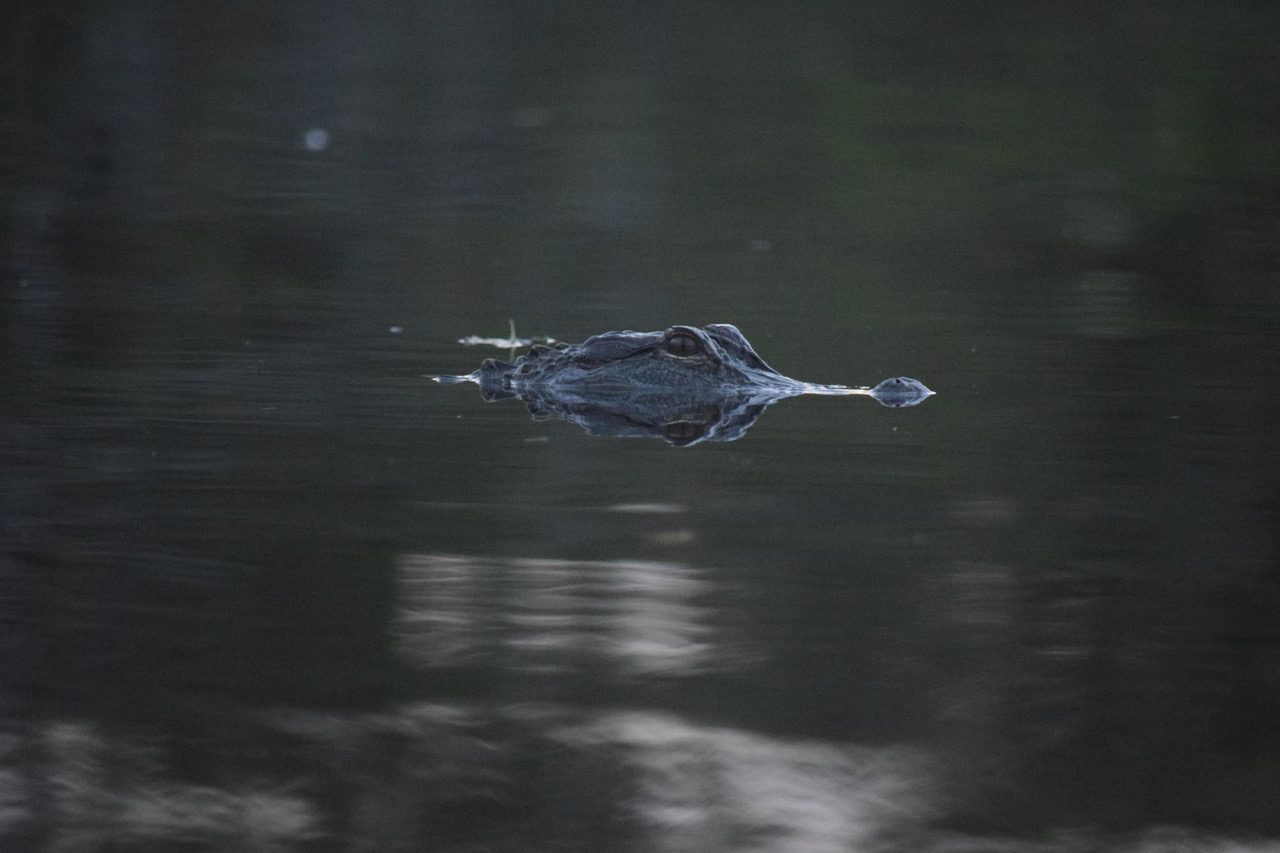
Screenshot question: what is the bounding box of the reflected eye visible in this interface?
[663,333,700,357]
[661,420,707,445]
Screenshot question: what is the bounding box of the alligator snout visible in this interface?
[868,377,935,407]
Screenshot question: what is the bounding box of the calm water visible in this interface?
[4,4,1280,851]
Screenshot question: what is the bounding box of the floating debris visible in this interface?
[456,319,556,350]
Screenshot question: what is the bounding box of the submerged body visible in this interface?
[435,323,933,444]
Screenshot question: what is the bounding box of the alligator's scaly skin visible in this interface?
[436,324,933,444]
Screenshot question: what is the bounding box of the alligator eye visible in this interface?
[663,332,700,357]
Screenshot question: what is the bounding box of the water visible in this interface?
[3,3,1280,850]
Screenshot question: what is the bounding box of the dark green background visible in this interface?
[3,3,1279,849]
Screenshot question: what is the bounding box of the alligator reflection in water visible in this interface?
[434,324,934,445]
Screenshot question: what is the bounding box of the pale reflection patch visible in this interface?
[555,711,933,852]
[396,554,735,676]
[4,709,1272,851]
[0,722,320,849]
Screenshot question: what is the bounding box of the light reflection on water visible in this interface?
[7,707,1276,852]
[397,555,726,677]
[4,706,933,851]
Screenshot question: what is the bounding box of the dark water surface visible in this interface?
[4,4,1280,850]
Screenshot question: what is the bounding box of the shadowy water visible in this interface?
[3,3,1280,850]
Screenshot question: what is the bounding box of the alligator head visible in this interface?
[434,323,933,445]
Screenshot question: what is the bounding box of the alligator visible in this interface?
[434,323,933,445]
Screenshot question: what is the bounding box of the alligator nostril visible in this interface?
[528,345,551,359]
[868,376,933,407]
